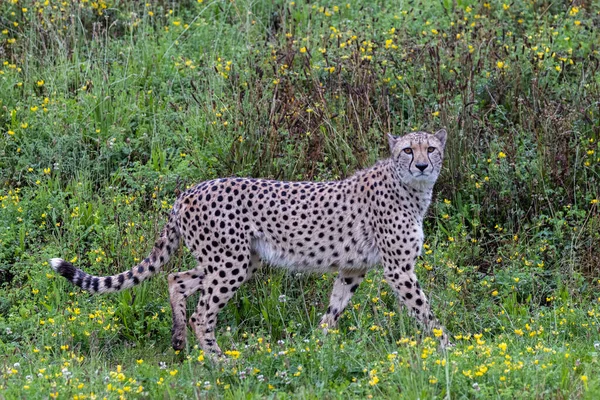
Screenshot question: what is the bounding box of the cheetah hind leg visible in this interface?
[168,268,205,351]
[319,270,365,334]
[188,253,259,355]
[188,256,253,355]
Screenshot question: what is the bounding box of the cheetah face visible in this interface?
[387,129,447,186]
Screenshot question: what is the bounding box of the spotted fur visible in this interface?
[51,129,450,354]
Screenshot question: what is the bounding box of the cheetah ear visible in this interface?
[434,129,447,148]
[387,133,398,153]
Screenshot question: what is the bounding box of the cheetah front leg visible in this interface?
[319,269,366,333]
[382,255,451,348]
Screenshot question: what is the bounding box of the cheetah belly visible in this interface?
[250,235,381,273]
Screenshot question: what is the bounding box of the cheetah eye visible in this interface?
[403,148,413,155]
[427,147,436,153]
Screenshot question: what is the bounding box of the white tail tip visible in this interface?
[50,258,65,271]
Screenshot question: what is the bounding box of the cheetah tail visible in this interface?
[50,214,180,294]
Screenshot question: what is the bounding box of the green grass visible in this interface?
[1,0,600,398]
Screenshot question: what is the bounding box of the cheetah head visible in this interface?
[387,129,447,187]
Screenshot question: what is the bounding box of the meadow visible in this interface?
[1,0,600,398]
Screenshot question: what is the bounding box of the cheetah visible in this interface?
[51,129,450,354]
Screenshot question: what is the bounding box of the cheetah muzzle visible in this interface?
[51,129,451,355]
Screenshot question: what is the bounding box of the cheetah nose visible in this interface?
[415,163,428,172]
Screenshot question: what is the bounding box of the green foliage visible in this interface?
[1,0,599,398]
